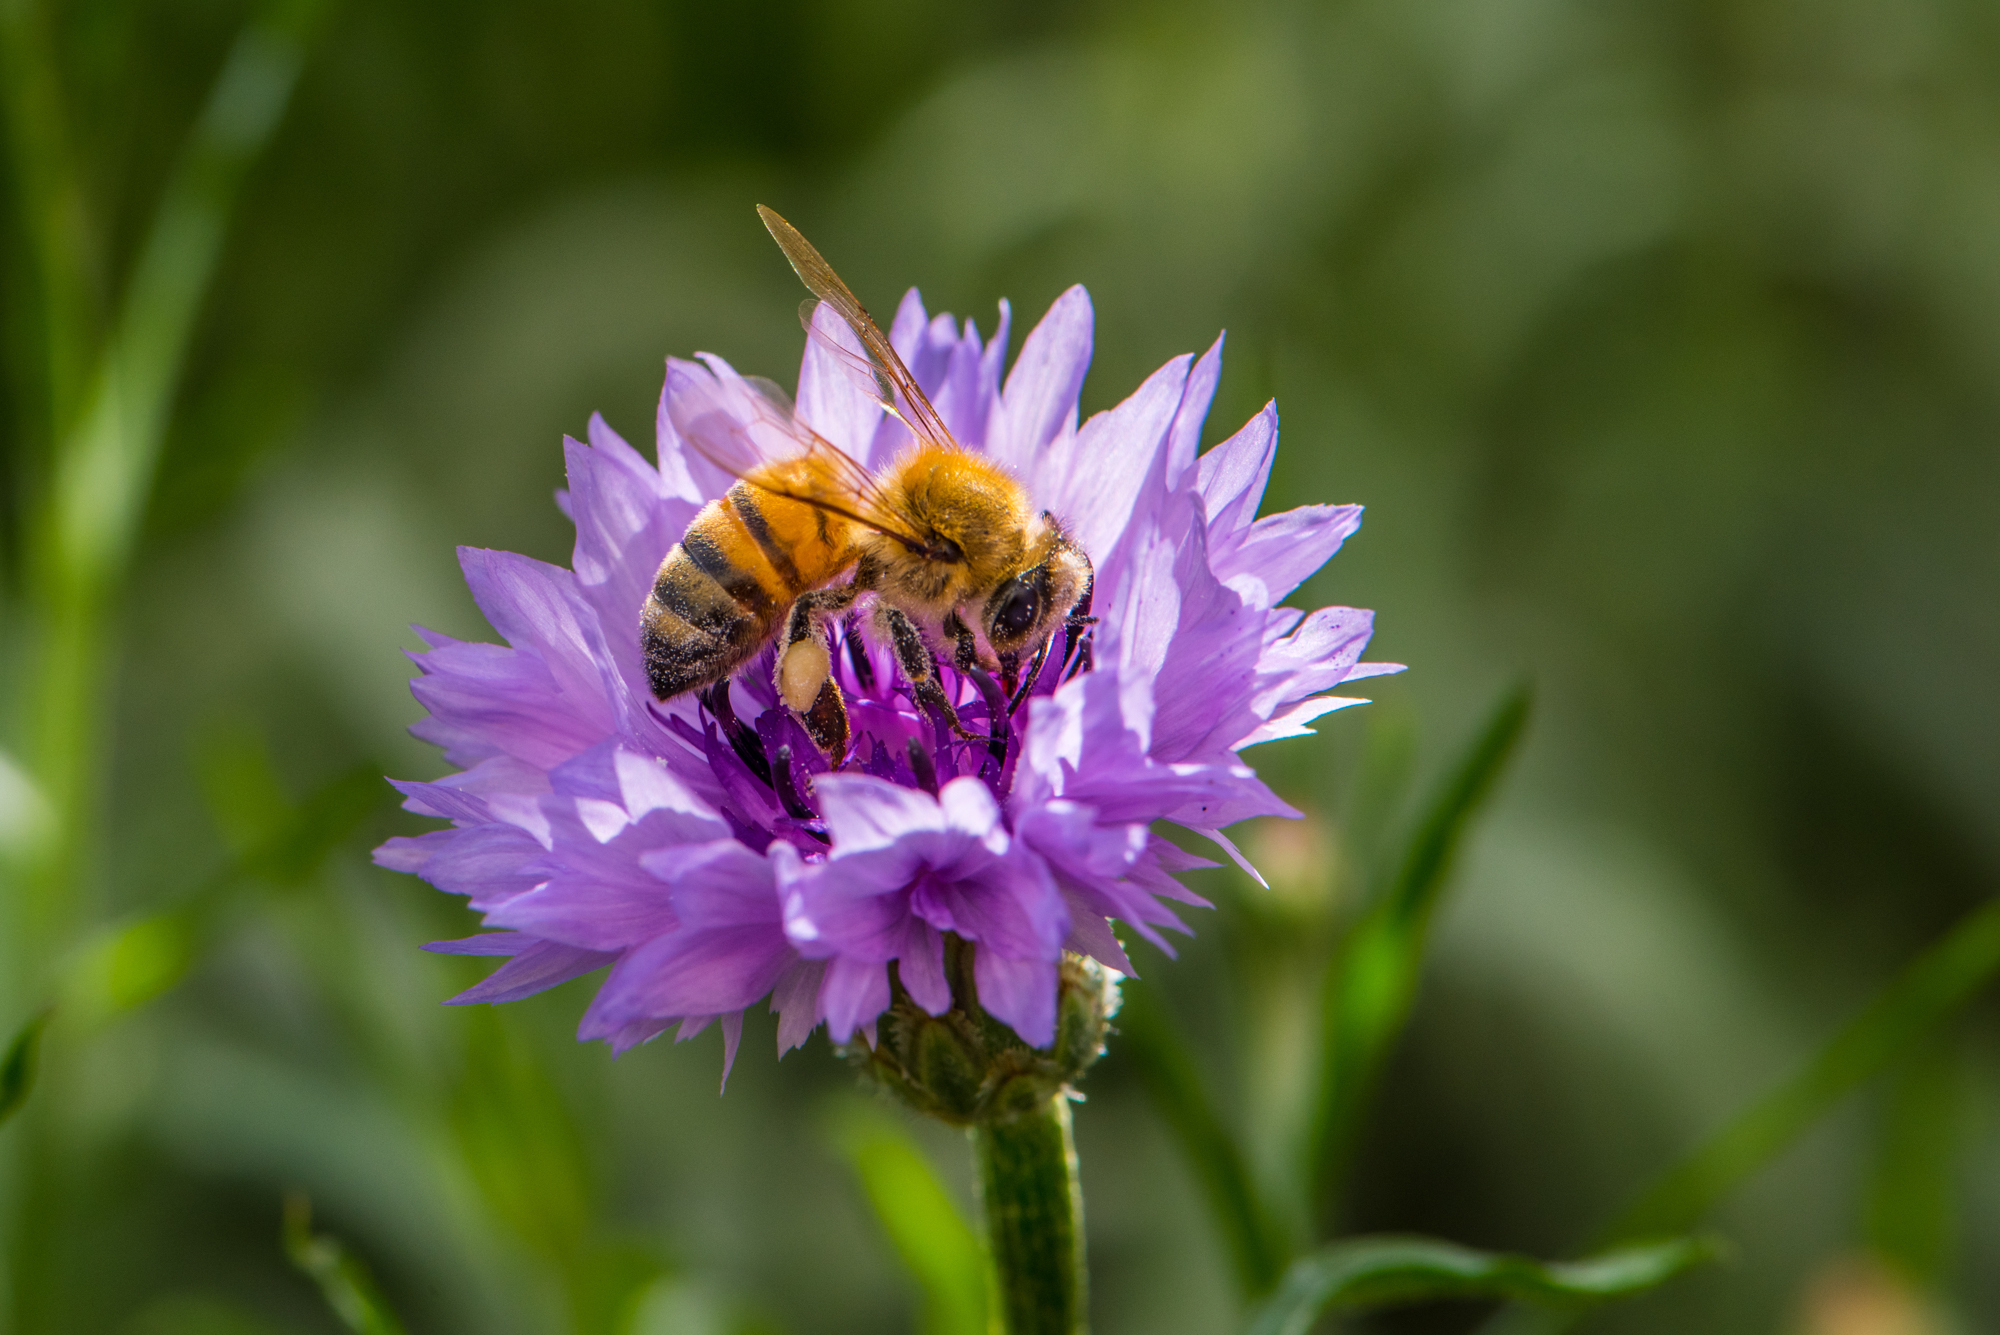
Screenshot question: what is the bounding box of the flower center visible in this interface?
[651,614,1093,855]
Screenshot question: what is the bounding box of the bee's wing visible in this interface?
[795,300,901,417]
[758,204,959,451]
[666,356,935,554]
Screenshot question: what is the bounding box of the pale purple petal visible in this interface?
[771,959,828,1054]
[409,633,599,771]
[459,549,620,737]
[377,822,548,910]
[588,924,792,1023]
[390,778,491,825]
[1214,504,1364,608]
[975,951,1058,1049]
[897,922,952,1015]
[816,774,952,852]
[1060,897,1137,977]
[718,1011,744,1090]
[797,301,884,460]
[1047,353,1192,593]
[987,286,1092,477]
[1197,403,1277,544]
[427,935,615,1005]
[424,931,536,956]
[820,954,892,1042]
[930,316,988,446]
[1165,333,1224,491]
[487,865,675,950]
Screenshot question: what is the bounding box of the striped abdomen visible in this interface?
[642,480,855,700]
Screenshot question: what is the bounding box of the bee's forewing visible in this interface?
[799,299,898,417]
[663,356,802,478]
[664,354,933,553]
[759,205,959,451]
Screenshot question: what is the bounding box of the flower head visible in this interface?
[377,282,1398,1079]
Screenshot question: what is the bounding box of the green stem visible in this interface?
[973,1096,1087,1335]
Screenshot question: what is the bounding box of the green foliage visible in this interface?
[125,1296,289,1335]
[1115,689,1709,1335]
[1116,980,1290,1296]
[834,1105,989,1335]
[1311,685,1532,1206]
[13,0,328,965]
[282,1193,410,1335]
[58,757,383,1028]
[1484,907,2000,1335]
[451,1008,596,1267]
[1607,896,2000,1243]
[62,912,195,1021]
[1245,1236,1715,1335]
[0,1008,52,1128]
[1130,677,2000,1332]
[1865,1040,1964,1285]
[44,0,326,594]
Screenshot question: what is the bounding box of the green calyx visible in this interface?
[854,937,1120,1126]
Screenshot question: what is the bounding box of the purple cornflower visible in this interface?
[376,284,1399,1078]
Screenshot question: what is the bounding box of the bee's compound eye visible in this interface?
[992,578,1041,641]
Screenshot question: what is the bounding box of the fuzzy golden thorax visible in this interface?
[864,447,1044,609]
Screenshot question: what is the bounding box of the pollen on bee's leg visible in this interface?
[802,676,850,763]
[778,637,831,712]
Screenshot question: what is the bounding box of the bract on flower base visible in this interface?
[376,280,1398,1079]
[859,940,1117,1126]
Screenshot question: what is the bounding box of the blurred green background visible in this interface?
[3,0,1999,1331]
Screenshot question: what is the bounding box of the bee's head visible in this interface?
[983,518,1092,662]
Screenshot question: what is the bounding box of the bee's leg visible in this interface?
[881,606,979,741]
[941,611,1009,765]
[942,611,980,675]
[1061,571,1096,679]
[997,650,1022,698]
[1006,632,1053,714]
[777,585,860,759]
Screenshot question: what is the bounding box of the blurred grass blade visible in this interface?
[27,0,326,941]
[282,1192,409,1335]
[1245,1235,1712,1335]
[1118,980,1290,1297]
[1342,706,1418,877]
[241,763,384,887]
[48,0,327,586]
[1311,686,1531,1209]
[1606,896,2000,1243]
[0,1009,54,1127]
[0,0,95,431]
[451,1009,594,1267]
[59,763,383,1027]
[833,1108,988,1335]
[62,915,196,1025]
[1864,1037,1962,1284]
[197,722,300,861]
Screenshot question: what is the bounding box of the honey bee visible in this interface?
[640,205,1094,763]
